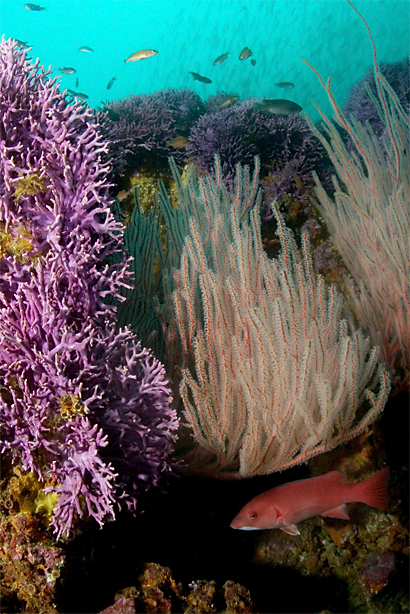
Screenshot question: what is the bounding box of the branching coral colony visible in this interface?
[0,39,178,538]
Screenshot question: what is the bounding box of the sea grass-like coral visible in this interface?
[0,38,178,538]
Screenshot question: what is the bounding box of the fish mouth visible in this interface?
[231,524,260,531]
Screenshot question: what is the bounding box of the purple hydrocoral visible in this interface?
[258,112,331,217]
[99,88,205,178]
[343,57,410,136]
[187,97,331,209]
[187,98,260,185]
[0,38,178,538]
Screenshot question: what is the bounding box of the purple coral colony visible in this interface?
[0,5,409,610]
[0,39,178,540]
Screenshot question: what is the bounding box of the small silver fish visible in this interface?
[125,49,158,62]
[275,81,295,89]
[253,98,302,115]
[239,47,252,60]
[75,77,79,88]
[24,3,46,10]
[66,90,89,100]
[218,95,239,109]
[13,39,30,49]
[116,190,129,201]
[213,53,229,66]
[59,67,76,75]
[189,71,212,84]
[292,172,305,191]
[106,77,117,90]
[79,46,93,53]
[167,136,189,148]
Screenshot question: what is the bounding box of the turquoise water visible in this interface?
[1,0,409,120]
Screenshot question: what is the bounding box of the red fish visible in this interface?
[230,468,389,535]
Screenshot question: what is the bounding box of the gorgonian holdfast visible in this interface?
[0,38,178,538]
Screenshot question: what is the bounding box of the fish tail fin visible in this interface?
[355,467,390,510]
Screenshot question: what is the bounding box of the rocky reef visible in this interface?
[0,31,409,614]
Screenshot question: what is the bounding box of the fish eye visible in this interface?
[249,512,257,519]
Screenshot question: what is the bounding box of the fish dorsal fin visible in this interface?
[321,504,350,520]
[322,471,347,484]
[280,523,300,536]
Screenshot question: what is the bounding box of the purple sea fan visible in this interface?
[89,331,177,511]
[0,266,177,537]
[0,38,178,538]
[99,88,205,178]
[0,41,128,318]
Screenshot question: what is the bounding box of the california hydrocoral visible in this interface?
[343,57,410,137]
[99,88,205,179]
[187,98,260,183]
[0,38,178,538]
[187,97,331,210]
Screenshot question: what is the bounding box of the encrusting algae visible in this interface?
[58,393,88,422]
[0,222,34,262]
[13,172,48,202]
[4,466,59,527]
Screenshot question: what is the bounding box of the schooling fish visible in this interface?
[275,81,295,89]
[12,39,30,49]
[79,46,93,53]
[213,52,229,66]
[66,90,89,100]
[239,47,252,60]
[230,468,389,535]
[253,98,302,115]
[59,67,76,74]
[106,76,117,90]
[218,95,239,109]
[250,58,257,66]
[189,71,212,84]
[24,3,46,10]
[125,49,158,62]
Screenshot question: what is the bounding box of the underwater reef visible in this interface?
[98,88,205,180]
[99,87,333,226]
[0,4,409,610]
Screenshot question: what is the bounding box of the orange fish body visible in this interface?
[230,468,389,535]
